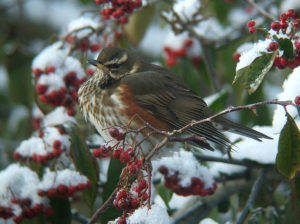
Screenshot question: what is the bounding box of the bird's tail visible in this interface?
[213,117,272,141]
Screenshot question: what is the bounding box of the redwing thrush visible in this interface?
[78,47,271,158]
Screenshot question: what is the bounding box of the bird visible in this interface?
[78,47,271,158]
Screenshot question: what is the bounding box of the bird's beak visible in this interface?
[88,59,105,69]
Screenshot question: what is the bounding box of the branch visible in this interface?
[236,168,266,224]
[247,0,276,21]
[87,187,119,224]
[72,210,89,224]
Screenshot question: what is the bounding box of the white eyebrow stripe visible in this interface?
[104,53,128,65]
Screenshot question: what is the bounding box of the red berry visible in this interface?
[117,189,127,200]
[115,32,122,39]
[90,44,100,52]
[53,140,62,149]
[86,68,95,76]
[295,96,300,105]
[93,148,101,157]
[119,151,131,163]
[79,40,90,51]
[268,41,278,51]
[119,16,128,24]
[176,48,186,56]
[67,107,76,116]
[130,198,140,209]
[158,166,168,175]
[33,68,43,78]
[109,127,119,138]
[46,66,55,74]
[57,184,68,195]
[13,152,22,160]
[280,21,288,30]
[37,189,46,196]
[118,216,127,224]
[36,84,48,94]
[295,41,300,50]
[138,179,147,190]
[295,19,300,28]
[233,52,241,62]
[77,183,86,190]
[287,9,295,18]
[113,147,123,159]
[184,39,193,47]
[279,58,288,67]
[247,20,256,27]
[117,198,130,209]
[271,21,281,31]
[95,0,102,4]
[280,13,288,22]
[127,164,138,173]
[64,71,77,85]
[47,188,57,197]
[248,26,256,33]
[44,208,54,216]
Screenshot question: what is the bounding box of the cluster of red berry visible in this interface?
[163,39,194,66]
[33,67,87,116]
[158,166,217,196]
[14,128,67,164]
[66,36,101,53]
[247,20,256,33]
[7,198,53,223]
[96,0,142,24]
[270,9,300,69]
[93,144,112,158]
[113,179,148,224]
[37,181,91,199]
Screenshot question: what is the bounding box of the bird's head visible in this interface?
[88,47,143,81]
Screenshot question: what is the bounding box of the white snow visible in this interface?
[128,204,171,224]
[281,0,300,11]
[66,16,100,39]
[38,72,66,92]
[236,39,272,71]
[200,218,218,224]
[228,126,278,164]
[164,31,189,50]
[173,0,202,22]
[39,168,88,190]
[153,149,214,189]
[42,107,76,127]
[272,67,300,133]
[0,164,48,208]
[16,137,46,156]
[236,42,254,54]
[32,42,68,71]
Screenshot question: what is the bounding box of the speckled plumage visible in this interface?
[78,47,271,157]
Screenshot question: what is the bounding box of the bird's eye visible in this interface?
[107,63,121,69]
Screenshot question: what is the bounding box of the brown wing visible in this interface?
[120,70,232,150]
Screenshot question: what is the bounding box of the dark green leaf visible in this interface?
[209,91,229,112]
[157,183,173,210]
[100,158,124,223]
[276,113,300,180]
[50,197,71,224]
[234,52,276,94]
[70,126,98,208]
[277,38,294,60]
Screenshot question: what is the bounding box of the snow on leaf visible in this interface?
[234,52,276,94]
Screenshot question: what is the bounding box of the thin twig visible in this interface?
[236,168,266,224]
[87,187,119,224]
[247,0,276,21]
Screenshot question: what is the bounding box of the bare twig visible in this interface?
[236,168,266,224]
[88,187,120,224]
[72,210,89,224]
[247,0,276,21]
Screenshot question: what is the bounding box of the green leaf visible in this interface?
[70,126,98,208]
[100,158,124,223]
[50,197,71,224]
[209,91,229,113]
[157,183,173,210]
[234,52,276,94]
[124,5,155,46]
[277,38,294,60]
[276,113,300,180]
